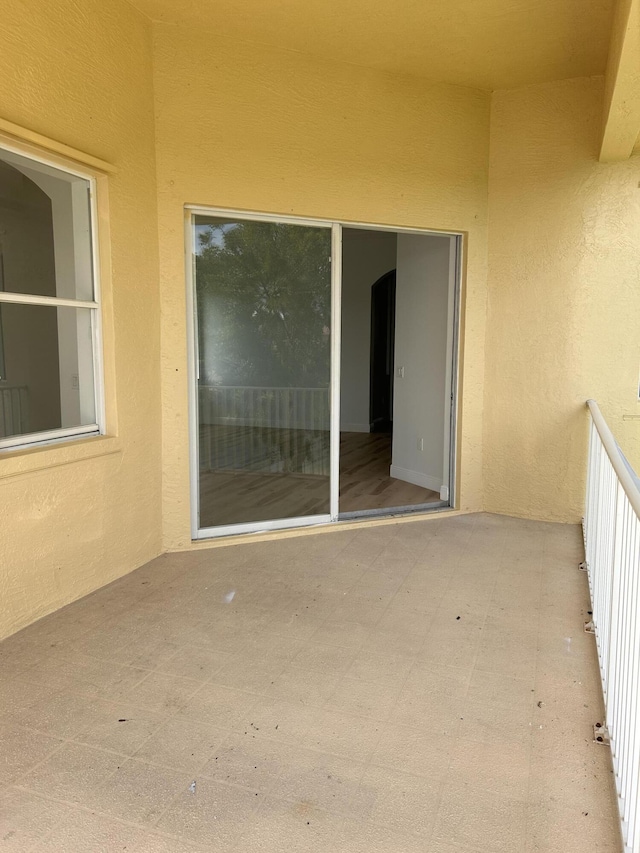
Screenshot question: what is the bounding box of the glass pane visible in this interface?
[195,216,331,528]
[0,148,94,301]
[0,303,96,439]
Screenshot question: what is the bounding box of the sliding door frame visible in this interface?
[185,205,463,541]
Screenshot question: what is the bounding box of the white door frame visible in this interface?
[185,205,463,540]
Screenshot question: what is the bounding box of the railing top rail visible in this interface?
[587,399,640,519]
[199,385,329,392]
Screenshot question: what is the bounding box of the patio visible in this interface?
[0,512,620,852]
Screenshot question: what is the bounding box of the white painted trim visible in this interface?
[0,141,105,453]
[197,514,332,540]
[185,204,464,538]
[447,235,463,509]
[330,223,342,521]
[88,177,106,438]
[441,236,457,500]
[185,204,458,240]
[0,424,99,451]
[390,464,442,493]
[185,211,200,540]
[341,422,370,433]
[187,205,333,230]
[0,131,113,179]
[0,291,98,310]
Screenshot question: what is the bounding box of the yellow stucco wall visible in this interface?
[152,26,491,550]
[0,1,162,638]
[485,76,640,522]
[4,13,638,639]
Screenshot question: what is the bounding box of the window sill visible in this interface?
[0,434,122,480]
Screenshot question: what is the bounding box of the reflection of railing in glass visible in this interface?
[0,386,29,438]
[199,385,329,475]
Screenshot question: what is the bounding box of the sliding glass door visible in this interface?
[192,214,333,532]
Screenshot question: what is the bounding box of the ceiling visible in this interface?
[128,0,615,91]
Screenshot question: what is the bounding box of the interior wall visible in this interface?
[0,161,62,433]
[153,25,491,548]
[485,75,640,522]
[392,234,452,493]
[340,229,397,432]
[0,0,162,639]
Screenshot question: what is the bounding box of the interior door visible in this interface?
[369,270,396,433]
[192,214,333,532]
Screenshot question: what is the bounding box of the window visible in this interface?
[0,145,102,451]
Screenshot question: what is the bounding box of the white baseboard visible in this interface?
[341,423,371,433]
[390,465,442,493]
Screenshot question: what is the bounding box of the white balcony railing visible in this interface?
[584,399,640,852]
[198,385,330,475]
[0,385,29,439]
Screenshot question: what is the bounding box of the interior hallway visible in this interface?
[0,513,620,851]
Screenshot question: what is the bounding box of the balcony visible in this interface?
[0,511,620,852]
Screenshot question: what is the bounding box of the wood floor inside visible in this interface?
[199,430,441,528]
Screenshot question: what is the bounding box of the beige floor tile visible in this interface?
[15,692,116,740]
[304,709,382,762]
[270,747,367,817]
[336,818,428,852]
[466,669,535,711]
[310,620,372,650]
[132,715,229,773]
[131,832,210,853]
[73,701,166,755]
[389,664,469,735]
[130,832,208,852]
[475,638,537,681]
[237,696,317,744]
[20,742,123,806]
[239,795,340,852]
[448,736,531,799]
[31,809,144,852]
[116,639,182,671]
[458,698,534,746]
[345,649,415,685]
[210,654,289,694]
[355,764,443,836]
[0,788,70,851]
[433,779,526,851]
[525,799,622,852]
[528,748,617,820]
[366,627,427,658]
[127,672,204,713]
[156,776,262,848]
[290,641,358,675]
[369,722,454,782]
[0,673,76,717]
[325,676,403,721]
[266,665,340,706]
[88,758,190,824]
[199,731,295,792]
[177,682,258,729]
[0,722,62,785]
[418,631,480,671]
[0,514,622,853]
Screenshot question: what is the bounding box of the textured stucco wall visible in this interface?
[485,76,640,522]
[0,0,162,638]
[153,26,491,549]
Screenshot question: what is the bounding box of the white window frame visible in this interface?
[0,141,105,452]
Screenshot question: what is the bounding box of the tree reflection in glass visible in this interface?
[195,217,332,527]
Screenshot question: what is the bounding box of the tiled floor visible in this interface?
[0,513,621,852]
